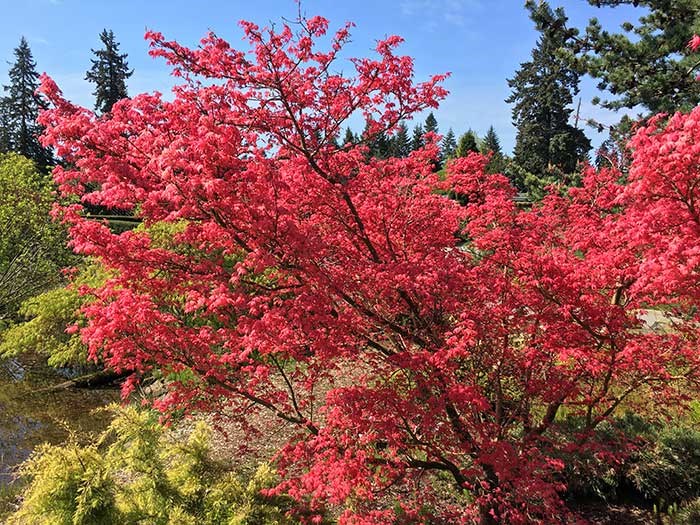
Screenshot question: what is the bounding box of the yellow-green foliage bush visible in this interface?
[8,406,298,525]
[0,153,72,323]
[0,262,105,367]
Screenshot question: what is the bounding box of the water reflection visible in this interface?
[0,355,117,508]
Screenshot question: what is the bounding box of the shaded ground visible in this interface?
[172,368,661,524]
[575,502,656,524]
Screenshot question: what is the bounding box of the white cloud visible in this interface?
[28,36,50,46]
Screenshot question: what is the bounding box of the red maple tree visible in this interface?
[38,16,700,524]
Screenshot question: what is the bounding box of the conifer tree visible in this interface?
[343,127,356,146]
[423,113,441,168]
[390,122,411,157]
[441,128,457,160]
[507,4,590,178]
[547,0,700,114]
[85,29,133,114]
[363,120,390,159]
[2,38,52,170]
[481,125,506,174]
[481,126,501,156]
[424,112,438,134]
[0,101,10,153]
[455,130,479,158]
[410,123,424,151]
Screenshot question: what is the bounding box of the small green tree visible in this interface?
[481,126,501,156]
[390,122,412,157]
[342,126,356,146]
[441,128,457,160]
[85,29,133,114]
[410,123,424,151]
[363,120,390,159]
[422,112,441,167]
[423,112,439,134]
[455,130,479,158]
[481,125,506,174]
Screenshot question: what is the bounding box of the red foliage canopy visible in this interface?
[39,16,700,524]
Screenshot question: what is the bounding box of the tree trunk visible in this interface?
[32,369,127,393]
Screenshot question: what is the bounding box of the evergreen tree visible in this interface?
[2,38,53,170]
[390,123,411,157]
[545,0,700,114]
[507,4,590,179]
[343,127,356,146]
[0,101,11,153]
[423,113,441,168]
[441,128,457,160]
[594,134,628,170]
[363,120,390,159]
[424,112,439,134]
[85,29,133,114]
[481,126,502,156]
[481,126,506,174]
[410,124,424,151]
[455,130,479,158]
[329,132,340,149]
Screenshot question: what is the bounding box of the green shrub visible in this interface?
[628,425,700,510]
[557,412,654,502]
[0,153,73,323]
[0,262,105,368]
[674,498,700,524]
[8,406,302,525]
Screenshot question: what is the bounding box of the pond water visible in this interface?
[0,354,117,516]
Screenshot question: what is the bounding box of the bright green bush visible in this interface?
[0,263,105,367]
[0,153,71,324]
[8,406,300,525]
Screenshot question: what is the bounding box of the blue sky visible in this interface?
[0,0,642,153]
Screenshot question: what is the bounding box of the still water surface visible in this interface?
[0,355,117,514]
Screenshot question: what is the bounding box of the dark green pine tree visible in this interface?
[455,130,479,158]
[390,123,411,157]
[481,126,501,155]
[481,126,506,174]
[85,29,133,114]
[328,132,340,149]
[2,37,53,170]
[423,113,441,168]
[424,112,439,134]
[441,128,457,160]
[552,0,700,114]
[0,100,11,153]
[410,124,424,151]
[363,120,391,159]
[342,127,357,146]
[506,4,590,180]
